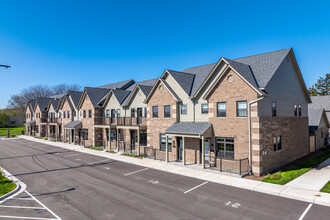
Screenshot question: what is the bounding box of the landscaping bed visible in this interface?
[320,181,330,193]
[87,146,103,151]
[121,153,141,158]
[261,147,330,185]
[0,173,16,197]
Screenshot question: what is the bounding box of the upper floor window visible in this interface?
[237,101,247,117]
[63,112,66,118]
[144,107,147,118]
[181,105,187,114]
[217,102,226,117]
[273,136,282,151]
[117,109,121,118]
[294,105,297,117]
[131,108,135,117]
[59,112,62,118]
[201,104,208,114]
[272,102,276,117]
[67,111,70,118]
[73,111,76,117]
[153,106,158,118]
[83,110,86,118]
[164,105,171,118]
[106,110,110,118]
[298,105,302,117]
[88,110,92,118]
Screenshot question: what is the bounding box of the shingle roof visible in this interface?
[138,85,153,97]
[25,120,36,126]
[182,48,291,97]
[310,96,330,111]
[161,79,181,102]
[50,99,61,110]
[166,70,195,96]
[111,89,131,104]
[85,87,109,107]
[63,120,82,128]
[165,122,212,135]
[36,97,53,111]
[96,79,134,90]
[68,90,83,107]
[28,99,36,112]
[308,107,324,128]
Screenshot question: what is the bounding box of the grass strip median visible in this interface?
[0,175,16,197]
[262,147,330,185]
[320,181,330,193]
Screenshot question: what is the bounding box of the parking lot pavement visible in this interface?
[0,191,61,220]
[1,139,330,220]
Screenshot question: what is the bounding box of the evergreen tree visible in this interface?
[308,73,330,96]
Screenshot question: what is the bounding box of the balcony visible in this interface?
[40,118,48,123]
[117,117,147,127]
[94,117,111,126]
[48,118,62,124]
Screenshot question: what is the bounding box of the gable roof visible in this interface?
[35,97,53,111]
[310,96,330,111]
[112,89,131,104]
[144,78,181,103]
[27,99,36,113]
[84,87,109,107]
[165,70,195,96]
[68,90,83,107]
[96,79,135,90]
[122,85,154,106]
[49,98,61,111]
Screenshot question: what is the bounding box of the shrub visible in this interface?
[44,137,48,140]
[121,153,140,158]
[87,146,103,151]
[50,139,56,142]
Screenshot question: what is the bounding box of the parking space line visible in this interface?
[0,215,57,220]
[87,159,111,165]
[24,190,61,220]
[298,204,312,220]
[63,153,82,157]
[0,205,46,209]
[124,168,149,176]
[184,182,208,194]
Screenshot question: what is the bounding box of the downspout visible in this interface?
[248,96,265,175]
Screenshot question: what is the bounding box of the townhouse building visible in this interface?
[24,48,312,176]
[25,99,36,136]
[47,98,61,140]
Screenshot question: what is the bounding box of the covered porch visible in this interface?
[165,122,213,169]
[25,120,36,136]
[63,121,82,145]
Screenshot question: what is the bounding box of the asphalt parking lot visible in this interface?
[0,138,329,220]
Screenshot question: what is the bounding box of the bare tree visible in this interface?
[53,84,81,95]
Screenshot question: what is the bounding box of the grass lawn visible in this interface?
[262,147,330,185]
[0,175,17,196]
[0,126,25,137]
[320,181,330,193]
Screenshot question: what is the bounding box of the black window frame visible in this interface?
[164,105,171,118]
[201,104,209,114]
[215,137,234,159]
[217,102,226,117]
[273,136,282,151]
[294,105,297,117]
[63,112,66,118]
[272,102,276,117]
[298,105,302,117]
[83,129,88,140]
[67,111,70,119]
[131,108,135,117]
[181,104,187,114]
[237,101,247,117]
[152,106,158,118]
[160,134,172,152]
[88,110,92,118]
[83,110,86,118]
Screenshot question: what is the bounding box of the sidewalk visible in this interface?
[16,135,330,207]
[286,158,330,191]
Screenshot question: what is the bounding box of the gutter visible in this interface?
[248,96,265,175]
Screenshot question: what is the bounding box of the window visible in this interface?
[201,104,208,114]
[73,111,76,117]
[144,107,147,118]
[106,128,109,142]
[110,129,114,141]
[131,108,135,117]
[88,110,92,118]
[83,129,88,140]
[66,129,69,138]
[237,101,247,117]
[63,112,66,118]
[272,102,276,117]
[106,110,110,118]
[160,134,172,152]
[217,102,226,117]
[273,136,282,151]
[181,105,187,114]
[164,105,170,118]
[117,109,121,118]
[139,131,147,145]
[298,105,302,117]
[153,106,158,118]
[216,137,234,159]
[67,111,70,119]
[59,112,62,118]
[294,105,297,116]
[321,132,324,139]
[83,110,86,118]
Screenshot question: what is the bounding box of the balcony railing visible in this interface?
[94,117,146,126]
[40,118,47,123]
[48,118,62,124]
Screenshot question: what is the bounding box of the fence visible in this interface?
[207,156,249,176]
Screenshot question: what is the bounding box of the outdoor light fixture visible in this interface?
[0,64,10,68]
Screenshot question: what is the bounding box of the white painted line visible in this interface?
[184,182,208,194]
[63,153,82,157]
[124,168,149,176]
[0,205,45,209]
[87,159,111,165]
[0,215,57,220]
[298,204,312,220]
[24,190,61,220]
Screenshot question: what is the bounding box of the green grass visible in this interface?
[121,153,140,158]
[50,139,56,142]
[0,175,17,196]
[87,146,103,151]
[262,148,330,185]
[35,137,43,139]
[320,181,330,193]
[0,126,24,137]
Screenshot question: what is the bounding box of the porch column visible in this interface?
[202,135,205,169]
[68,129,71,144]
[74,129,76,145]
[165,135,169,162]
[108,127,111,150]
[93,127,96,147]
[117,128,119,151]
[137,128,140,156]
[182,136,186,165]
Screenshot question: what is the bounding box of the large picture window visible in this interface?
[160,134,172,152]
[216,137,234,159]
[217,102,226,117]
[237,101,247,117]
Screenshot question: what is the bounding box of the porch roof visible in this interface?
[165,122,212,136]
[25,120,36,126]
[63,120,82,129]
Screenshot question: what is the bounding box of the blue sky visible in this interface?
[1,0,330,108]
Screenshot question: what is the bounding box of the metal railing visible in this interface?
[94,116,146,126]
[208,156,249,175]
[48,118,62,124]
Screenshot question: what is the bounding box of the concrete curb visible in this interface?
[18,135,330,207]
[0,168,27,203]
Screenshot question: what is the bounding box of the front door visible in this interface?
[177,137,183,161]
[130,130,136,151]
[204,139,210,163]
[71,129,74,143]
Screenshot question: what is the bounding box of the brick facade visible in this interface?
[80,94,97,146]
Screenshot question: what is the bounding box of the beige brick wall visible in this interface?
[80,94,96,146]
[61,98,73,142]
